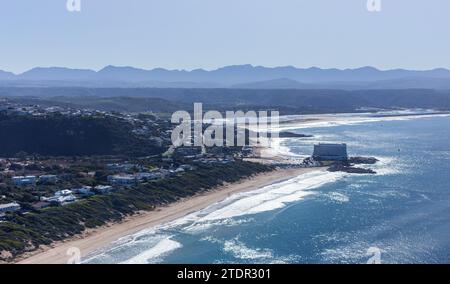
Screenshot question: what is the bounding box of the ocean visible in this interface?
[84,114,450,264]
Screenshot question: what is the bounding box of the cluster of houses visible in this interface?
[0,104,38,116]
[106,164,194,186]
[192,157,234,165]
[3,161,196,210]
[11,174,58,186]
[1,168,127,213]
[106,163,138,172]
[38,185,115,208]
[9,165,189,189]
[2,161,197,213]
[0,100,108,118]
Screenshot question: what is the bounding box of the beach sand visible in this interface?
[17,167,324,264]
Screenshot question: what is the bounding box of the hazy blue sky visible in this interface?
[1,0,449,73]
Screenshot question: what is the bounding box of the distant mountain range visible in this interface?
[1,65,450,89]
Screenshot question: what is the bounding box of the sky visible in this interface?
[1,0,449,74]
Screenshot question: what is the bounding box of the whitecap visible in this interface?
[120,238,182,264]
[223,239,273,260]
[184,218,254,233]
[366,156,405,176]
[327,192,350,203]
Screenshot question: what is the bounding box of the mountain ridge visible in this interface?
[2,65,450,89]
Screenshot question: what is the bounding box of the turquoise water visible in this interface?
[85,115,450,264]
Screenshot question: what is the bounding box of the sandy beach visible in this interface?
[17,166,324,264]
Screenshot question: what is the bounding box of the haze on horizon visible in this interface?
[1,0,449,74]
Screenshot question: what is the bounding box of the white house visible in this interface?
[95,185,114,194]
[174,167,185,174]
[55,189,73,197]
[0,202,21,213]
[42,190,77,205]
[45,195,77,205]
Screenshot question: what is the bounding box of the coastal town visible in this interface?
[0,99,378,216]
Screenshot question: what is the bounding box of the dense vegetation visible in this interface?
[0,113,165,157]
[0,161,271,259]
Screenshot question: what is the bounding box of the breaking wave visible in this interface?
[120,238,182,264]
[83,234,182,264]
[196,171,344,221]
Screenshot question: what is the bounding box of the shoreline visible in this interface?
[17,167,324,264]
[277,110,450,130]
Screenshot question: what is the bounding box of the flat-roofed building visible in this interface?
[39,175,58,184]
[107,175,136,186]
[55,189,73,197]
[135,172,162,181]
[12,176,37,186]
[313,143,348,161]
[0,202,21,213]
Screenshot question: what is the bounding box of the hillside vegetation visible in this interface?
[0,113,164,157]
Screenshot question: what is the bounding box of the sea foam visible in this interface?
[223,239,274,260]
[119,238,182,264]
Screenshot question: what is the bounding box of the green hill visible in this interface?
[0,113,165,157]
